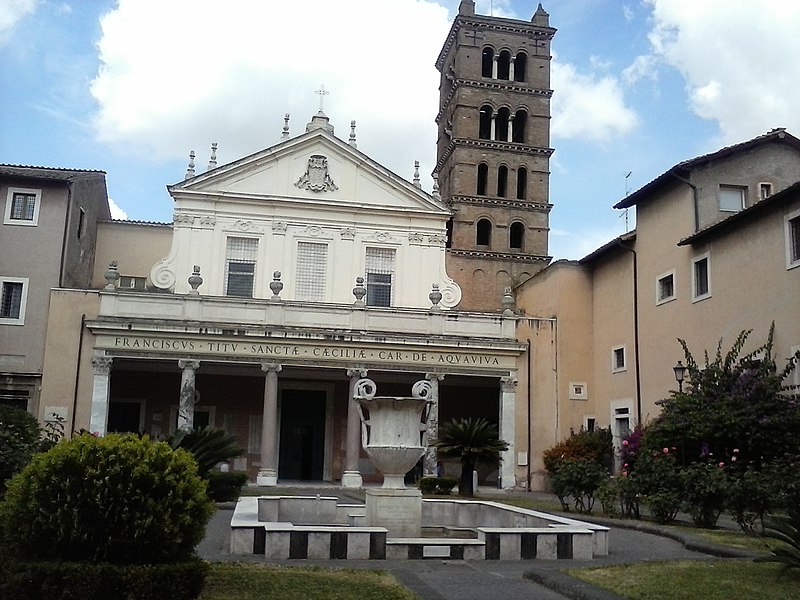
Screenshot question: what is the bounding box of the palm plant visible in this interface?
[434,417,508,497]
[755,511,800,573]
[169,427,244,476]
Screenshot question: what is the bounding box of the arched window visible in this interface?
[497,166,508,197]
[476,218,492,246]
[479,105,492,140]
[510,221,525,250]
[477,163,488,195]
[497,50,511,80]
[495,107,511,141]
[512,109,527,143]
[516,167,527,200]
[513,52,527,82]
[481,47,494,78]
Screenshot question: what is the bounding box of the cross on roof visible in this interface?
[315,84,330,112]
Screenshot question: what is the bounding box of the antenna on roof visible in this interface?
[620,171,633,232]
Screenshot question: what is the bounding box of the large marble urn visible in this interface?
[355,379,433,489]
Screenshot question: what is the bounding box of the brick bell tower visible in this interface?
[436,1,555,311]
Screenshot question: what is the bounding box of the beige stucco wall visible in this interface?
[92,221,173,288]
[38,289,101,433]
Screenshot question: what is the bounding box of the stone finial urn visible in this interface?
[355,378,433,489]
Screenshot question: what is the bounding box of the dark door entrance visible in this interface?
[107,401,141,433]
[278,389,326,481]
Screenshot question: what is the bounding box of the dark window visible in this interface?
[10,193,36,221]
[476,219,492,246]
[497,50,511,80]
[513,52,527,82]
[365,247,395,307]
[479,105,492,140]
[790,216,800,264]
[509,221,525,249]
[77,208,86,239]
[1,282,23,319]
[693,256,709,298]
[512,110,527,143]
[495,107,511,141]
[225,237,258,298]
[497,166,508,197]
[516,167,527,199]
[481,47,494,78]
[477,163,488,195]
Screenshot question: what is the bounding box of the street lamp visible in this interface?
[673,360,687,392]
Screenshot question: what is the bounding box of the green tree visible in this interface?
[434,417,508,497]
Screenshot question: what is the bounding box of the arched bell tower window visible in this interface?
[512,110,527,143]
[516,167,527,200]
[479,105,492,140]
[477,163,488,195]
[510,221,525,250]
[495,107,511,141]
[497,50,511,80]
[497,166,508,197]
[514,52,527,82]
[481,47,494,78]
[476,218,492,246]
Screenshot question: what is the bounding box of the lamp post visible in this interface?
[673,360,687,393]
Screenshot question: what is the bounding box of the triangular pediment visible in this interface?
[169,129,448,215]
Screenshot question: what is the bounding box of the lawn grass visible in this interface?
[569,559,800,600]
[199,563,418,600]
[674,525,774,553]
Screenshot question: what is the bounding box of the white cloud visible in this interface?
[551,58,639,142]
[91,0,452,188]
[0,0,38,46]
[645,0,800,144]
[108,197,128,220]
[622,54,658,85]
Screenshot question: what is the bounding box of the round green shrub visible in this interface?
[0,433,213,564]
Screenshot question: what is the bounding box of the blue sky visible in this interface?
[2,0,799,260]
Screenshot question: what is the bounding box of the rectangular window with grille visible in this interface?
[365,247,395,307]
[0,278,27,324]
[296,242,327,301]
[225,237,258,298]
[4,188,41,225]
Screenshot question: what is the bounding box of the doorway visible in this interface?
[278,389,326,481]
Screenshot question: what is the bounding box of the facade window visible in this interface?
[497,50,511,80]
[759,182,773,201]
[516,167,527,200]
[224,237,258,298]
[479,105,492,139]
[512,110,527,143]
[692,253,711,301]
[719,185,745,212]
[656,271,676,304]
[296,241,327,301]
[612,345,626,373]
[477,163,488,195]
[513,52,527,82]
[476,218,492,246]
[0,277,28,325]
[77,207,86,239]
[584,417,596,432]
[481,47,494,78]
[365,247,395,307]
[497,166,508,197]
[495,107,511,141]
[4,187,41,226]
[786,210,800,269]
[509,221,525,250]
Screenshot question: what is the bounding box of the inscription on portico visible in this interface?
[99,335,513,370]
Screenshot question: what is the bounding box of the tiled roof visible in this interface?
[0,164,106,181]
[99,219,172,227]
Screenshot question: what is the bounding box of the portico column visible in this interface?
[90,354,112,435]
[490,114,497,140]
[257,362,282,486]
[499,376,517,489]
[509,57,515,81]
[508,116,514,142]
[423,373,445,477]
[177,359,200,432]
[342,367,367,488]
[492,55,498,79]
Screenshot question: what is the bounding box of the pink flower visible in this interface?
[733,448,739,454]
[623,463,629,468]
[663,447,669,454]
[731,456,737,462]
[718,462,725,468]
[622,471,628,477]
[622,440,629,446]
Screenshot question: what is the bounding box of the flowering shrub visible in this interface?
[681,461,729,528]
[543,427,612,475]
[549,459,607,513]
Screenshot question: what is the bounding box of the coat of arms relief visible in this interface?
[295,154,338,192]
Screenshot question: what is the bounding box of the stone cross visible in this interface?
[315,84,330,112]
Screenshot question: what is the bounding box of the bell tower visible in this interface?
[436,1,555,310]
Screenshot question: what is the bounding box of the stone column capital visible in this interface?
[500,376,517,392]
[92,355,113,374]
[260,362,283,374]
[178,359,200,371]
[346,367,368,379]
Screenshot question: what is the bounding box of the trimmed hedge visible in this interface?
[206,470,248,502]
[418,476,458,495]
[0,558,208,600]
[0,433,213,564]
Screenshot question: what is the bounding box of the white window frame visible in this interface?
[569,382,588,400]
[719,185,745,212]
[4,187,42,226]
[224,236,259,298]
[611,402,634,473]
[692,252,711,302]
[785,209,800,270]
[583,415,597,433]
[0,276,29,325]
[655,270,676,305]
[611,345,627,373]
[759,182,773,201]
[364,246,396,307]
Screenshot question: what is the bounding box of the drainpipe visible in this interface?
[616,242,642,425]
[71,313,86,436]
[526,337,532,492]
[669,170,699,232]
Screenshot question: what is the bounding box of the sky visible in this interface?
[2,0,800,260]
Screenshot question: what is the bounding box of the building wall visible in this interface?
[61,175,111,288]
[92,221,173,288]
